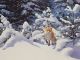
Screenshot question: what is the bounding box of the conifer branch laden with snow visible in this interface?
[50,0,80,46]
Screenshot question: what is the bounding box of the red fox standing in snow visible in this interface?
[43,25,57,46]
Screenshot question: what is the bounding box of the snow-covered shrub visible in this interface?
[75,40,80,47]
[1,30,34,50]
[0,36,7,45]
[21,21,32,39]
[31,32,45,44]
[22,21,30,30]
[32,30,43,37]
[2,34,16,50]
[3,20,10,28]
[1,28,14,38]
[0,23,4,29]
[0,14,12,29]
[0,14,7,23]
[0,23,4,35]
[67,0,74,5]
[35,18,45,29]
[73,4,80,13]
[55,38,72,51]
[0,15,14,47]
[0,28,14,46]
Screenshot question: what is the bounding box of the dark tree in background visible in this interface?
[0,0,49,25]
[5,0,23,24]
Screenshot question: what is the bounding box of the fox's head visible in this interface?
[43,26,52,32]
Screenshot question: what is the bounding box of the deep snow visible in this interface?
[0,41,79,60]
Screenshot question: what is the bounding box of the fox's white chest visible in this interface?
[44,32,52,40]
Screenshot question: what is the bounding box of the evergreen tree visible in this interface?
[50,0,80,45]
[0,0,49,25]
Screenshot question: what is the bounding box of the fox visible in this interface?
[43,26,56,46]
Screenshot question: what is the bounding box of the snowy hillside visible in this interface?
[0,18,80,60]
[0,42,79,60]
[0,0,80,60]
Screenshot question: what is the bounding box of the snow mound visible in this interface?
[0,42,77,60]
[55,38,72,51]
[73,4,80,13]
[60,47,80,59]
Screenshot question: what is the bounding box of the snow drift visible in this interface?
[0,41,78,60]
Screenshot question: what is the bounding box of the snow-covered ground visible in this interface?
[0,41,79,60]
[0,6,80,60]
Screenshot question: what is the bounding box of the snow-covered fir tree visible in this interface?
[21,21,32,39]
[0,0,49,27]
[34,7,62,30]
[50,0,80,46]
